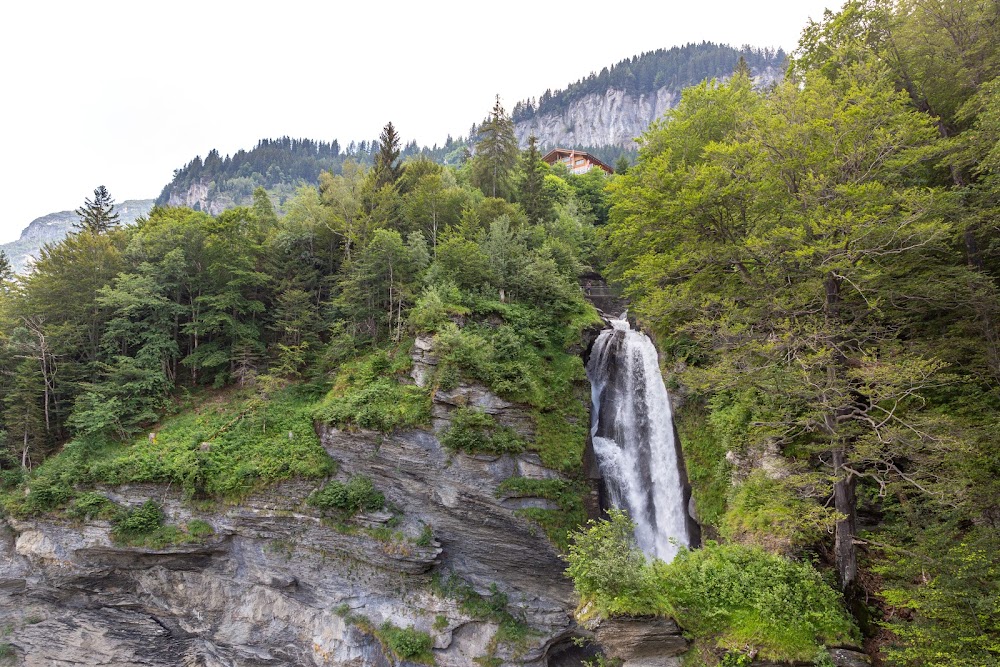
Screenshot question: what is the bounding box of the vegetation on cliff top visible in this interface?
[0,104,603,559]
[511,42,785,123]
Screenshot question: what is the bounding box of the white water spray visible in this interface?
[587,317,690,561]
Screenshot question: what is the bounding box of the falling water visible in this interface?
[586,316,690,561]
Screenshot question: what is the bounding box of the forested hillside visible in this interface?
[511,42,785,123]
[156,135,470,214]
[0,109,604,489]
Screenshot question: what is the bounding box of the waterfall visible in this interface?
[586,316,690,562]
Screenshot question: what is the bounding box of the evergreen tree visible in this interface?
[0,250,12,282]
[517,135,554,224]
[252,187,278,227]
[74,186,121,234]
[373,121,404,189]
[472,96,519,200]
[614,155,631,175]
[733,54,752,79]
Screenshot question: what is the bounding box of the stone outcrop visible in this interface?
[584,614,870,667]
[0,337,588,666]
[514,68,782,150]
[166,180,231,216]
[588,617,688,667]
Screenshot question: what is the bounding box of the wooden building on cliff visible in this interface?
[541,148,614,175]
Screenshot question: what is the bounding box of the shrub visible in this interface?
[416,523,434,547]
[186,519,215,538]
[564,510,669,616]
[722,471,837,555]
[314,347,431,432]
[661,542,857,661]
[564,511,857,664]
[409,283,469,333]
[440,408,525,455]
[431,573,529,646]
[309,476,384,516]
[66,492,117,521]
[376,622,434,662]
[85,387,334,499]
[22,478,73,514]
[112,500,165,540]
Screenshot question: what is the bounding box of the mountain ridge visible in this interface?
[1,199,155,274]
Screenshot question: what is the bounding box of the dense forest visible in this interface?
[1,0,1000,665]
[0,106,606,500]
[586,0,1000,665]
[511,42,787,123]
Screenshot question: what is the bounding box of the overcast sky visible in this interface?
[0,0,839,243]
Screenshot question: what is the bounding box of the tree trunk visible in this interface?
[824,271,859,593]
[833,448,858,591]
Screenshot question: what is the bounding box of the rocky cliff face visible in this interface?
[514,68,782,149]
[166,181,231,217]
[0,337,590,666]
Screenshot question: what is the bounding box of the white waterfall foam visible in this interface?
[587,317,689,561]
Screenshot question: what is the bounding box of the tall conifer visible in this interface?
[74,185,120,234]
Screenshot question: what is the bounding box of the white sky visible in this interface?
[0,0,839,243]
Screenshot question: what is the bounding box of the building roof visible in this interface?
[541,148,614,174]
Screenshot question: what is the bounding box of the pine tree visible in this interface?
[74,185,121,234]
[734,55,752,79]
[472,96,519,200]
[614,155,631,175]
[373,122,404,189]
[517,135,553,224]
[0,250,13,281]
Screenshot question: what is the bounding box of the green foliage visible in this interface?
[309,476,384,517]
[565,512,857,663]
[440,408,525,455]
[672,404,728,528]
[21,477,73,514]
[408,283,469,334]
[662,542,857,662]
[375,621,434,664]
[186,519,215,539]
[874,526,1000,667]
[313,346,431,431]
[109,501,215,548]
[431,573,529,646]
[722,471,838,556]
[471,96,519,200]
[3,387,335,511]
[66,492,117,521]
[111,500,165,540]
[97,387,333,498]
[497,477,587,551]
[417,523,435,547]
[74,185,121,234]
[565,510,669,617]
[334,606,434,665]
